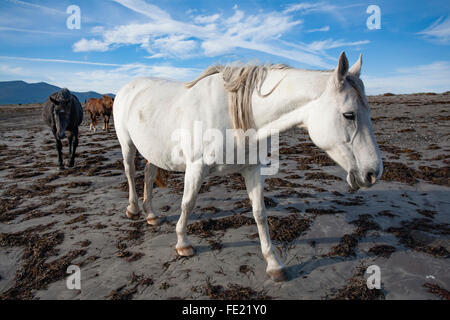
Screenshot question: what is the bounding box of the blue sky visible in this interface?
[0,0,449,94]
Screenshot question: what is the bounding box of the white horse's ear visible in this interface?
[335,51,349,85]
[349,54,362,77]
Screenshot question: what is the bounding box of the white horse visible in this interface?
[113,52,383,282]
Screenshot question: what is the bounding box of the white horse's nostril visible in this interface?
[366,171,376,185]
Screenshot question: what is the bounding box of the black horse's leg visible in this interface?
[54,135,64,169]
[68,128,78,167]
[68,132,73,155]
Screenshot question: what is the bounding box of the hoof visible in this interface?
[176,246,195,257]
[58,165,65,171]
[126,209,141,220]
[67,162,75,168]
[146,216,163,226]
[267,268,289,282]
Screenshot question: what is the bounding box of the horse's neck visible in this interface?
[252,69,330,136]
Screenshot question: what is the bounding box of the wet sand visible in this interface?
[0,93,449,300]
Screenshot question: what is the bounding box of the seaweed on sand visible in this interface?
[326,266,385,300]
[0,224,86,299]
[204,277,272,300]
[325,214,381,257]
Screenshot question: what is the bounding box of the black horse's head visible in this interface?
[50,88,72,139]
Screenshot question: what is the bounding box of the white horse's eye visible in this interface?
[343,112,355,120]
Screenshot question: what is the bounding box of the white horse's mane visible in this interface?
[185,63,367,130]
[185,64,292,131]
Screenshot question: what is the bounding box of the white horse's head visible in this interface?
[306,52,383,190]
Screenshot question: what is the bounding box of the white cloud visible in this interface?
[150,35,198,58]
[72,1,369,68]
[283,2,336,14]
[0,26,68,35]
[283,2,364,25]
[200,10,305,60]
[307,39,369,51]
[306,25,330,33]
[90,26,106,34]
[0,56,200,93]
[6,0,66,15]
[418,16,450,43]
[194,14,220,24]
[145,53,166,59]
[226,8,245,24]
[186,8,197,15]
[69,64,200,92]
[112,0,172,21]
[0,55,122,67]
[363,61,450,95]
[236,41,332,68]
[73,39,110,52]
[0,64,29,76]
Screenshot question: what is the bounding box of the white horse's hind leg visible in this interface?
[241,165,287,282]
[121,142,141,219]
[143,161,162,226]
[176,163,205,256]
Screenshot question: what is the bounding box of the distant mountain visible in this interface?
[0,80,115,105]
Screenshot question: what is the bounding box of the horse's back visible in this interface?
[113,75,228,171]
[113,77,194,170]
[113,77,184,131]
[114,78,182,110]
[86,98,99,114]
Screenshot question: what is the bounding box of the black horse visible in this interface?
[42,88,83,169]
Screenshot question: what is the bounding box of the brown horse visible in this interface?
[86,95,114,132]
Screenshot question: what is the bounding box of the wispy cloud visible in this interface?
[68,64,200,92]
[306,25,330,33]
[283,2,337,14]
[72,2,368,68]
[418,16,450,43]
[307,39,370,51]
[0,56,201,93]
[0,56,123,67]
[283,2,364,25]
[112,0,172,21]
[194,14,220,24]
[0,64,29,76]
[0,26,69,35]
[73,39,110,52]
[5,0,65,15]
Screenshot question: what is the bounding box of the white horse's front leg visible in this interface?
[242,166,288,282]
[176,163,205,257]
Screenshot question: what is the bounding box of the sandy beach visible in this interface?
[0,93,449,300]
